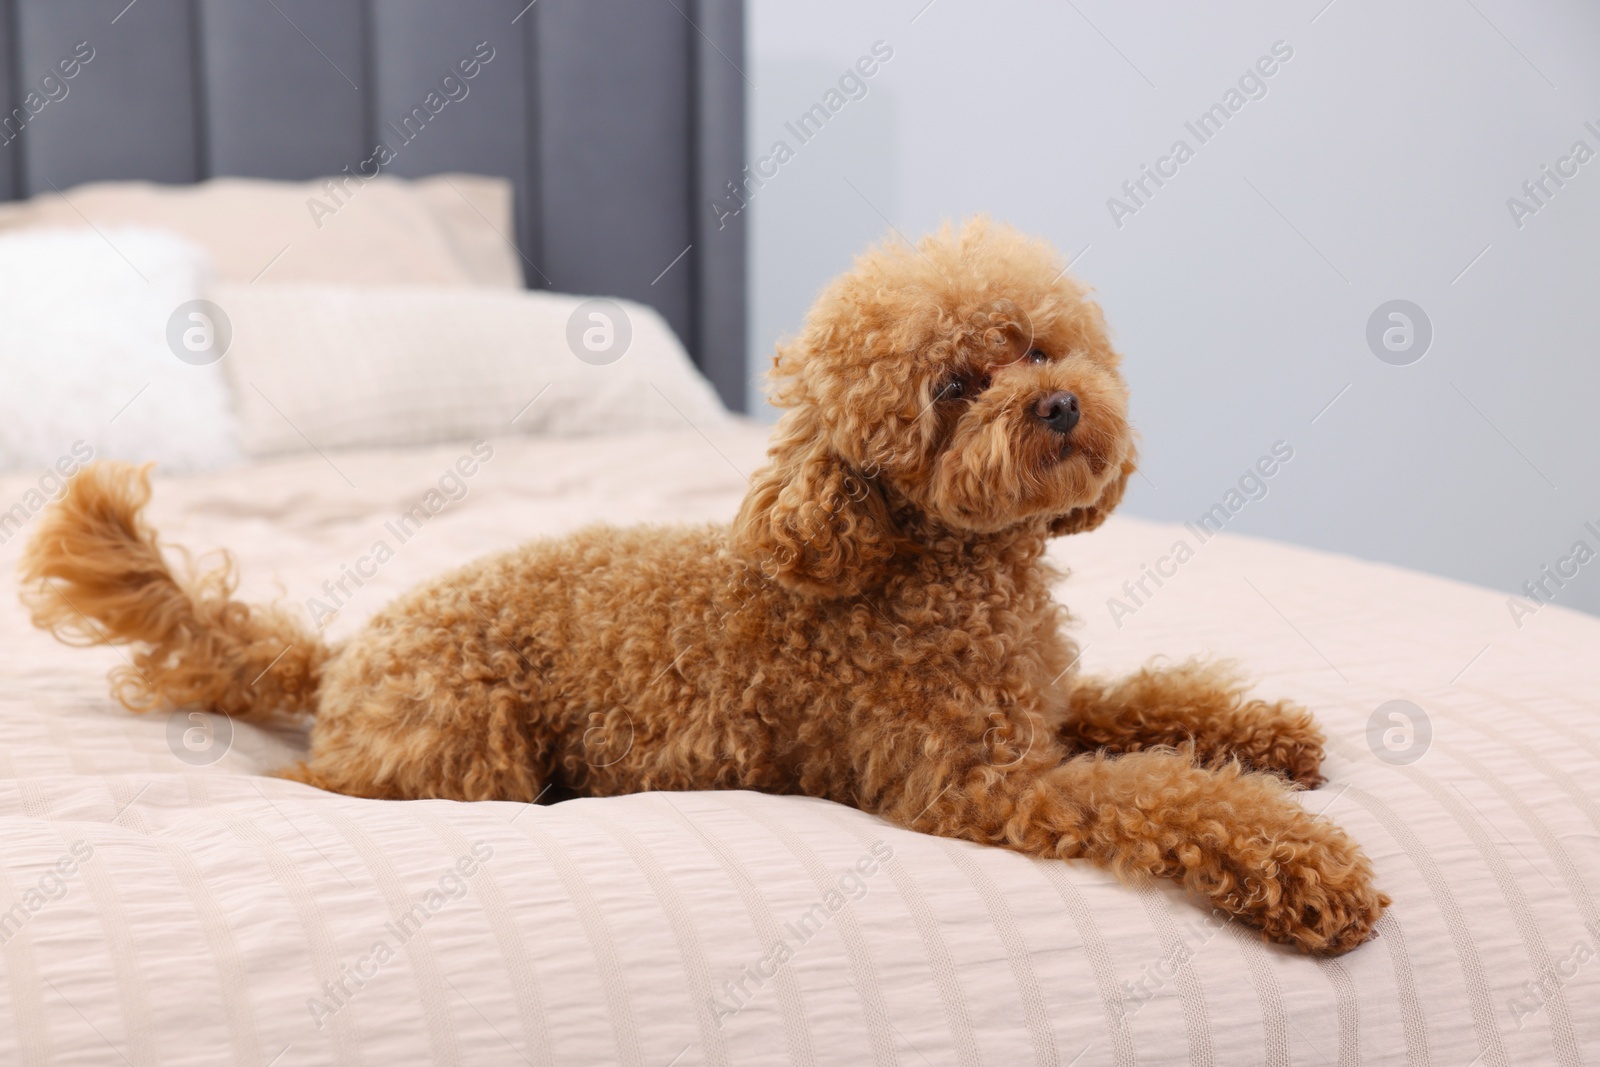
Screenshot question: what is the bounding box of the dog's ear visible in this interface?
[733,413,900,598]
[1050,452,1135,536]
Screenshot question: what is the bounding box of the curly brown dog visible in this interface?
[21,218,1387,954]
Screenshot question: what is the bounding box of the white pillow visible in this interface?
[0,228,240,473]
[214,284,731,457]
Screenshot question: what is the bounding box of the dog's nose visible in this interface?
[1034,391,1080,436]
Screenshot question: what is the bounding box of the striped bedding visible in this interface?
[0,423,1595,1066]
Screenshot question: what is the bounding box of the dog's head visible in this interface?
[736,217,1136,597]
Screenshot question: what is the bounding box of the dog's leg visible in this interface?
[280,677,556,803]
[884,747,1385,955]
[1059,661,1326,787]
[273,746,553,803]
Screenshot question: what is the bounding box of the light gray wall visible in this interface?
[746,0,1600,620]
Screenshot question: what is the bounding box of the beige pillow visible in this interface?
[215,283,730,456]
[0,174,521,288]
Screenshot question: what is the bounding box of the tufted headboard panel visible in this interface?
[0,0,748,409]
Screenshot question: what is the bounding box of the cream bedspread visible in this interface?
[0,423,1595,1066]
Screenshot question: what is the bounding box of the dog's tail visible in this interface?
[19,461,329,722]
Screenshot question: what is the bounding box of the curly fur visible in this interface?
[20,462,325,718]
[20,218,1387,955]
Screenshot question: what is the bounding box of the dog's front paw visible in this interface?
[1227,699,1327,789]
[1221,812,1389,956]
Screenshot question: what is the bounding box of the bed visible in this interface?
[0,3,1597,1066]
[1,431,1597,1065]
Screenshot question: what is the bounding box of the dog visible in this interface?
[21,217,1387,955]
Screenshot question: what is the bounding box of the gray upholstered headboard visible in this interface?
[0,0,748,411]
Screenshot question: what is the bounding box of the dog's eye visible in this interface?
[1027,348,1049,364]
[938,373,990,403]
